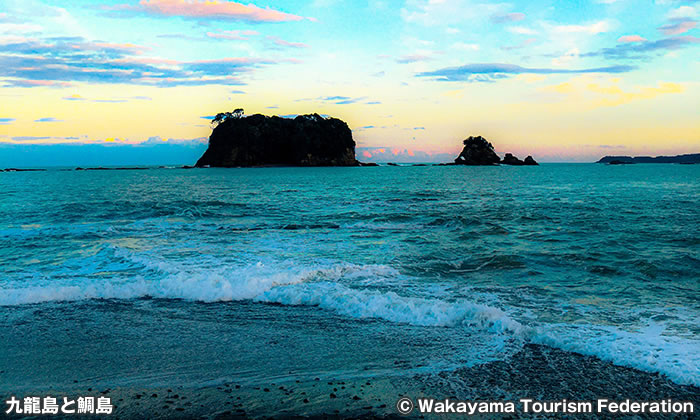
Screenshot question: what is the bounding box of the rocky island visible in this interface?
[452,136,538,166]
[597,154,700,164]
[195,110,360,167]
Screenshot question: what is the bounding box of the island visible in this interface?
[452,136,538,166]
[597,154,700,164]
[195,110,360,167]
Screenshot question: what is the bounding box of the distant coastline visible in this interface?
[597,154,700,165]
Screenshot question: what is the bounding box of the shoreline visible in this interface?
[4,344,697,419]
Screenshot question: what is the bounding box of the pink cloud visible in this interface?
[267,36,308,48]
[659,20,697,36]
[617,35,647,43]
[139,0,305,22]
[206,30,259,40]
[8,80,72,87]
[362,150,372,158]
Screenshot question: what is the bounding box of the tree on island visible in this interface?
[211,108,244,126]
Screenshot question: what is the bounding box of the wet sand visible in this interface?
[7,344,697,419]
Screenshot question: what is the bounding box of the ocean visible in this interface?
[1,164,698,416]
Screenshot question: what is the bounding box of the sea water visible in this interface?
[0,164,698,392]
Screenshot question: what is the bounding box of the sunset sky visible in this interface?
[1,0,699,164]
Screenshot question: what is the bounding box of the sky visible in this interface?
[0,0,699,165]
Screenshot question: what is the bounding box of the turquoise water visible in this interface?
[1,164,698,390]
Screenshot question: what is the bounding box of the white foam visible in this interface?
[2,257,698,386]
[532,322,700,386]
[257,282,526,335]
[0,262,394,306]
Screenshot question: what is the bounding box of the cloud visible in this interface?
[0,139,208,167]
[62,94,150,102]
[551,48,580,66]
[417,63,636,82]
[356,147,453,163]
[318,95,368,104]
[206,30,259,40]
[451,42,479,51]
[0,36,290,87]
[34,117,62,122]
[508,26,538,35]
[584,35,700,59]
[587,81,683,106]
[491,12,525,23]
[617,35,647,43]
[11,136,51,141]
[549,20,611,35]
[0,118,15,124]
[659,19,697,35]
[667,5,697,19]
[396,54,432,63]
[267,36,308,48]
[545,78,684,107]
[501,38,537,51]
[133,0,306,23]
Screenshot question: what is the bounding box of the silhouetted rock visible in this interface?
[501,153,525,166]
[608,160,633,165]
[358,162,379,167]
[523,156,538,166]
[452,136,538,166]
[454,136,501,165]
[195,113,360,167]
[597,154,700,164]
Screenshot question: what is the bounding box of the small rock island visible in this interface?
[453,136,538,166]
[196,110,359,167]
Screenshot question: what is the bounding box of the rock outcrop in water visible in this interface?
[452,136,538,166]
[454,136,501,165]
[195,113,359,167]
[597,154,700,164]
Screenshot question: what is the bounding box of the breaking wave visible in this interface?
[1,253,698,386]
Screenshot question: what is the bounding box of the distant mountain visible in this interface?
[597,154,700,164]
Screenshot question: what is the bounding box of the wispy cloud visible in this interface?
[11,136,52,141]
[544,78,684,108]
[0,36,292,87]
[417,63,636,82]
[491,12,525,23]
[34,117,62,123]
[357,147,453,163]
[396,54,433,63]
[549,20,611,35]
[667,5,697,20]
[121,0,307,23]
[659,19,697,35]
[617,35,647,43]
[62,94,151,102]
[206,30,259,40]
[583,36,700,59]
[0,118,15,124]
[267,36,308,48]
[319,95,367,104]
